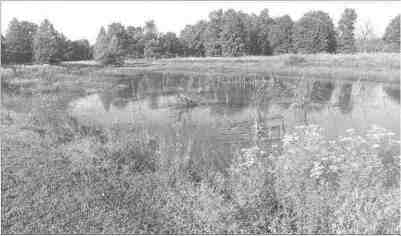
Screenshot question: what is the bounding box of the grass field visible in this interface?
[60,53,401,82]
[1,53,400,234]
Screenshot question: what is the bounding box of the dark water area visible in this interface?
[69,72,400,170]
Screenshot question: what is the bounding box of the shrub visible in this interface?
[272,125,400,234]
[284,55,307,66]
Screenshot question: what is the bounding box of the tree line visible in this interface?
[1,9,400,65]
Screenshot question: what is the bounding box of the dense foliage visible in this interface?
[293,11,337,54]
[383,14,400,52]
[337,8,357,53]
[1,9,399,65]
[2,19,91,65]
[3,18,37,64]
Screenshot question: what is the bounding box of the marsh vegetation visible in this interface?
[1,59,400,234]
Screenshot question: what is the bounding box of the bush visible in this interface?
[284,55,307,66]
[272,125,400,234]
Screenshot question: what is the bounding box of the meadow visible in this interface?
[1,53,400,234]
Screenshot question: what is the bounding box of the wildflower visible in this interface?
[329,165,339,172]
[340,137,352,142]
[346,128,355,133]
[387,132,395,136]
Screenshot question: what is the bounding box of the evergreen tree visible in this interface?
[383,14,400,52]
[33,19,62,63]
[293,11,337,53]
[1,35,6,64]
[337,8,357,53]
[4,18,37,64]
[94,26,108,61]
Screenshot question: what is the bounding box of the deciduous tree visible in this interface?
[257,9,274,55]
[33,19,62,63]
[220,9,246,56]
[4,18,37,64]
[337,8,357,53]
[293,11,337,53]
[268,15,294,54]
[180,21,207,56]
[204,9,223,56]
[383,14,400,52]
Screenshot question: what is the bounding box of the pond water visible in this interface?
[69,72,400,170]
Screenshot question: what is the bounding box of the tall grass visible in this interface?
[1,62,400,234]
[2,95,399,234]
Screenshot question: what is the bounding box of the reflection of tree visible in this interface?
[290,80,334,124]
[310,81,335,104]
[99,91,113,112]
[338,83,353,114]
[112,99,129,110]
[148,92,160,109]
[383,86,400,104]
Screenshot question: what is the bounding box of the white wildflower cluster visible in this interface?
[310,161,324,179]
[367,124,397,140]
[239,146,260,168]
[283,134,298,146]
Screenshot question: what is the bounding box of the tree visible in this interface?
[107,22,129,54]
[180,21,207,56]
[126,26,145,58]
[4,18,37,64]
[241,13,259,55]
[356,20,383,52]
[204,9,224,56]
[144,39,162,59]
[1,35,6,64]
[383,15,400,52]
[160,32,182,57]
[106,35,125,65]
[33,19,62,63]
[144,20,158,41]
[256,9,275,55]
[220,9,246,56]
[94,26,109,61]
[94,24,126,65]
[268,15,294,54]
[293,11,337,53]
[337,8,357,53]
[64,39,92,61]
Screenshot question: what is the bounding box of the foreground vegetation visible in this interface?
[1,65,400,234]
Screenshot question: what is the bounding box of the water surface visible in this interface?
[69,72,400,170]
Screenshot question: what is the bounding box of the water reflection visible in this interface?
[70,72,400,169]
[338,83,353,114]
[384,86,400,104]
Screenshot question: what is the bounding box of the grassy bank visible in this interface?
[115,53,400,82]
[1,57,400,234]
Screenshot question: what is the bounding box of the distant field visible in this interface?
[119,53,400,82]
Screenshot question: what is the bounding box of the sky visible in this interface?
[1,1,400,44]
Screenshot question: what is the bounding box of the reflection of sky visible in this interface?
[69,76,400,142]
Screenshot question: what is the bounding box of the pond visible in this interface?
[69,72,400,171]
